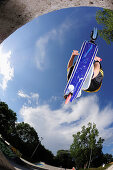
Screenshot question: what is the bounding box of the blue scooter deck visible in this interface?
[64,41,98,102]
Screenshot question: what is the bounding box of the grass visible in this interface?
[80,163,112,170]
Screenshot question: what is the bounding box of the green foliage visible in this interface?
[15,122,39,144]
[70,122,104,169]
[0,100,55,164]
[96,9,113,44]
[34,144,54,164]
[80,163,112,170]
[0,139,16,158]
[103,153,113,164]
[12,122,40,160]
[13,122,54,164]
[0,102,17,138]
[55,150,74,168]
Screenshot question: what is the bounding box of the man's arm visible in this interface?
[67,50,79,70]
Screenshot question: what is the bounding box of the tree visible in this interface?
[96,9,113,44]
[6,121,55,164]
[0,101,55,164]
[103,153,113,164]
[15,122,39,144]
[70,122,104,169]
[0,102,17,138]
[34,144,55,164]
[13,122,40,160]
[55,150,74,168]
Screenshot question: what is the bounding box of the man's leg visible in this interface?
[92,61,100,79]
[82,64,94,90]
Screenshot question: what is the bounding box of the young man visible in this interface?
[64,50,104,99]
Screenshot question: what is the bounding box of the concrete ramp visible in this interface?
[0,150,15,170]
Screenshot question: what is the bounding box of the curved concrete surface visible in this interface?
[0,150,15,170]
[0,0,113,44]
[106,164,113,170]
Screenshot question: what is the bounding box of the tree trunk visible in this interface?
[88,148,92,168]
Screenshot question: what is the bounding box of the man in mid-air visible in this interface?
[64,50,104,99]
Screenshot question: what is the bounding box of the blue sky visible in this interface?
[0,7,113,155]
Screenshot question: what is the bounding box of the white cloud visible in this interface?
[18,90,39,105]
[0,45,14,90]
[19,94,113,155]
[35,19,72,70]
[35,29,57,70]
[18,90,30,98]
[35,10,97,71]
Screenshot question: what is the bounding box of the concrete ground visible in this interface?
[0,153,71,170]
[0,0,113,44]
[0,150,15,170]
[106,164,113,170]
[0,149,113,170]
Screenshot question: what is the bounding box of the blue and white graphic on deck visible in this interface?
[64,41,98,102]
